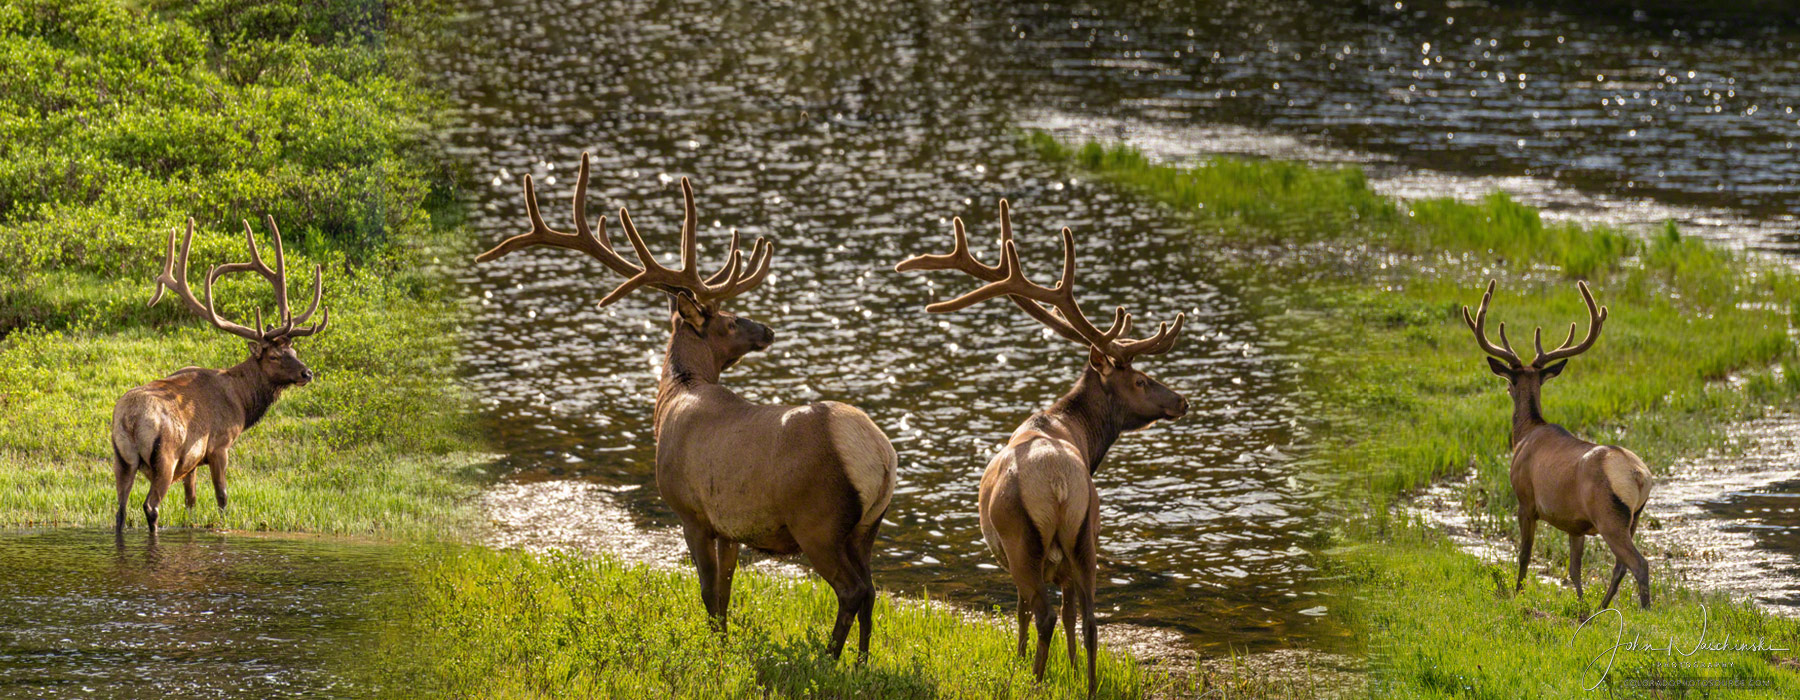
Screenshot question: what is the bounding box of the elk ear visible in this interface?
[1486,356,1515,380]
[1539,358,1568,380]
[247,340,263,357]
[672,293,709,331]
[1088,347,1117,376]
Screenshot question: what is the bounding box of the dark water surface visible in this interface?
[1005,0,1800,234]
[1702,479,1800,609]
[0,530,401,699]
[433,0,1334,654]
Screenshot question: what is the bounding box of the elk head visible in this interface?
[149,217,330,387]
[897,200,1188,429]
[1463,279,1608,406]
[474,153,775,377]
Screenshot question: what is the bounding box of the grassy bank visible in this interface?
[1030,133,1800,696]
[0,0,482,536]
[373,547,1158,699]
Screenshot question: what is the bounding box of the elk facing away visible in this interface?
[112,217,328,532]
[476,154,896,660]
[1464,280,1653,609]
[897,201,1187,694]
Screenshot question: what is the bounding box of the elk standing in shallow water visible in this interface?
[1463,279,1653,609]
[112,217,328,532]
[476,154,896,660]
[897,201,1188,694]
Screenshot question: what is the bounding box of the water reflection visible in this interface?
[433,0,1336,653]
[0,530,400,699]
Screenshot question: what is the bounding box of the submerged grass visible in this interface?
[0,0,482,536]
[373,547,1158,700]
[1031,131,1800,696]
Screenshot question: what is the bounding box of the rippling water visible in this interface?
[0,530,400,699]
[1003,0,1800,228]
[432,0,1335,653]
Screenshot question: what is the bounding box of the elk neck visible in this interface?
[658,322,723,395]
[1032,367,1125,475]
[224,356,283,430]
[1509,380,1548,450]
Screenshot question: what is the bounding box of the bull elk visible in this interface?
[112,217,328,532]
[475,154,897,660]
[897,201,1188,694]
[1464,280,1653,609]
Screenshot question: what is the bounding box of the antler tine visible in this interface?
[1116,313,1186,360]
[473,153,643,278]
[1530,281,1608,366]
[679,178,699,276]
[200,263,273,342]
[599,206,687,306]
[705,230,744,286]
[894,214,1087,343]
[283,263,326,330]
[259,215,295,335]
[284,306,330,338]
[899,205,1184,361]
[1462,279,1524,367]
[149,218,212,319]
[710,237,773,301]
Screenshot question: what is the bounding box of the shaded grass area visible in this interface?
[0,0,481,537]
[372,547,1158,699]
[1031,132,1800,696]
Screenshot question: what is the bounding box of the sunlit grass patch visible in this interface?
[375,547,1158,699]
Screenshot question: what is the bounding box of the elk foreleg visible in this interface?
[714,539,740,635]
[1515,509,1538,594]
[208,450,229,510]
[1568,534,1585,600]
[182,470,198,510]
[677,518,721,621]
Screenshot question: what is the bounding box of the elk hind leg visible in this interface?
[851,511,886,661]
[1016,567,1055,680]
[112,444,136,532]
[1568,533,1586,600]
[806,539,870,661]
[1060,583,1078,670]
[1598,515,1651,609]
[142,441,176,532]
[1074,512,1099,696]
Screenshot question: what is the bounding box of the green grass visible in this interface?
[0,0,482,537]
[371,547,1160,699]
[1031,131,1800,697]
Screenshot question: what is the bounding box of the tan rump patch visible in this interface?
[825,404,896,523]
[1597,446,1651,511]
